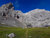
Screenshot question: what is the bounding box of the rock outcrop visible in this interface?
[0,3,26,28]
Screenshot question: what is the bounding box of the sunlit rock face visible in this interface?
[0,3,26,28]
[22,9,50,27]
[0,3,50,28]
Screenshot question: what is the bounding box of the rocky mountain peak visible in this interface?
[0,3,50,28]
[0,3,26,28]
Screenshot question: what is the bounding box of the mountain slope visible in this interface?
[21,9,50,27]
[0,3,26,28]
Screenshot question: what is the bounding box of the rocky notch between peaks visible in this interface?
[0,3,50,28]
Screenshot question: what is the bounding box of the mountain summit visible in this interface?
[0,3,26,28]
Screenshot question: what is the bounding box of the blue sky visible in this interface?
[0,0,50,13]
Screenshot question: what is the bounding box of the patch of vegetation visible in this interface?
[0,26,50,38]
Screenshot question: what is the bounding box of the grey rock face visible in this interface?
[0,3,50,28]
[22,9,50,27]
[0,3,26,28]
